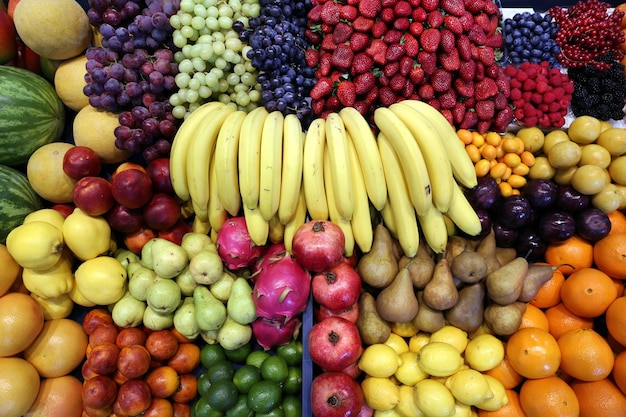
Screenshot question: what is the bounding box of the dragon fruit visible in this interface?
[215,216,263,270]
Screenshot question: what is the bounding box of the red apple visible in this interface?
[308,316,362,372]
[73,176,115,216]
[142,193,181,231]
[111,162,147,179]
[51,203,75,218]
[0,10,17,64]
[314,302,359,324]
[123,227,157,254]
[82,375,118,411]
[310,372,364,417]
[113,379,152,417]
[86,342,120,376]
[107,203,144,234]
[312,262,362,311]
[158,219,192,246]
[117,345,152,379]
[110,168,153,209]
[63,146,102,180]
[146,158,174,194]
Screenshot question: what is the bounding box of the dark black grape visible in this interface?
[538,210,576,242]
[496,195,533,229]
[575,208,611,242]
[522,178,558,209]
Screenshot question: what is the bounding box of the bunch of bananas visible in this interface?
[169,100,482,257]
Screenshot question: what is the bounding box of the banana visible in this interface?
[378,132,420,258]
[338,106,387,211]
[239,106,269,210]
[323,147,355,257]
[283,187,307,254]
[278,115,305,224]
[214,110,247,216]
[192,215,211,235]
[346,130,374,254]
[446,181,483,237]
[374,107,432,217]
[380,196,397,238]
[302,118,329,220]
[258,111,284,221]
[417,205,449,254]
[242,204,269,247]
[170,101,225,201]
[208,151,227,233]
[268,213,285,244]
[186,104,236,221]
[401,99,478,189]
[325,113,354,221]
[390,102,455,213]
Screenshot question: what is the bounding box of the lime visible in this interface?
[247,380,283,413]
[224,341,253,364]
[282,366,302,395]
[206,379,239,412]
[260,355,289,383]
[255,407,285,417]
[276,340,303,366]
[225,394,254,417]
[197,371,213,397]
[201,344,227,369]
[233,364,262,394]
[246,349,271,369]
[206,360,235,383]
[194,394,225,417]
[282,395,303,417]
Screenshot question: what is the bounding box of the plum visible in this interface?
[492,221,518,248]
[556,184,591,213]
[467,176,501,210]
[496,195,533,229]
[522,178,558,209]
[539,210,576,242]
[515,227,547,261]
[575,208,611,242]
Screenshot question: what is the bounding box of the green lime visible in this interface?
[233,364,262,394]
[206,379,239,412]
[276,340,303,366]
[197,371,213,397]
[224,340,253,363]
[225,394,254,417]
[247,380,283,413]
[206,360,235,383]
[255,407,285,417]
[260,354,289,383]
[282,367,302,395]
[245,349,271,369]
[201,344,227,369]
[194,395,225,417]
[282,395,302,417]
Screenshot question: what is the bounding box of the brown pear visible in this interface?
[357,223,398,288]
[495,247,517,266]
[485,257,529,305]
[398,246,435,289]
[375,267,419,323]
[356,291,391,345]
[449,250,488,283]
[446,282,486,333]
[423,257,459,310]
[412,291,444,333]
[484,301,527,336]
[475,229,501,274]
[444,235,475,263]
[518,263,557,302]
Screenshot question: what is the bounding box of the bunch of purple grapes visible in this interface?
[84,0,182,162]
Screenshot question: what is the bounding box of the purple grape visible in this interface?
[125,81,142,97]
[102,9,122,26]
[89,0,112,11]
[153,58,172,74]
[159,119,176,137]
[104,78,123,95]
[99,23,116,39]
[109,62,125,80]
[131,106,150,122]
[151,12,170,30]
[137,15,154,32]
[115,27,131,42]
[539,211,576,242]
[142,117,160,136]
[119,111,135,127]
[114,125,132,141]
[575,208,611,242]
[111,0,128,9]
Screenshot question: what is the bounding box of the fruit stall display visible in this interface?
[2,0,626,416]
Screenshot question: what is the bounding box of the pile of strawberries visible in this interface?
[305,0,514,132]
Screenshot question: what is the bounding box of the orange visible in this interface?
[545,302,594,340]
[614,279,625,297]
[613,350,626,396]
[571,378,626,417]
[560,267,618,318]
[530,267,564,309]
[607,209,626,234]
[0,292,44,357]
[518,303,549,332]
[606,296,626,348]
[519,376,579,417]
[617,3,626,28]
[544,235,593,276]
[593,233,626,279]
[0,244,21,297]
[505,327,561,379]
[23,375,83,417]
[0,357,41,417]
[477,389,526,417]
[483,348,525,390]
[557,328,614,382]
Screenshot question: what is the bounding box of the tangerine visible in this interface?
[606,296,626,347]
[613,350,626,396]
[476,389,525,417]
[483,347,524,390]
[544,235,593,275]
[593,233,626,279]
[530,267,564,309]
[506,327,561,379]
[518,303,549,332]
[519,376,579,417]
[557,328,614,382]
[606,210,626,234]
[571,378,626,417]
[545,302,594,340]
[560,267,618,318]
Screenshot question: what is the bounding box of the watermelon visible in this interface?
[0,164,42,243]
[0,65,65,166]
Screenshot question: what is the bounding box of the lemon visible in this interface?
[413,378,456,417]
[450,401,472,417]
[464,334,505,372]
[417,342,464,377]
[390,321,419,338]
[445,368,493,406]
[429,325,469,354]
[474,374,509,412]
[359,343,403,378]
[395,351,428,386]
[396,384,424,417]
[384,332,410,355]
[361,376,400,411]
[408,332,430,353]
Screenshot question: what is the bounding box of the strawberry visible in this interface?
[459,10,474,31]
[418,83,435,100]
[351,52,374,74]
[493,92,508,110]
[452,102,466,124]
[358,0,382,19]
[475,99,495,120]
[421,0,440,12]
[484,62,499,79]
[465,0,486,14]
[494,107,514,131]
[340,5,358,20]
[393,18,410,32]
[394,1,413,17]
[409,65,425,84]
[371,20,388,38]
[384,29,403,45]
[476,119,491,133]
[427,98,441,110]
[417,51,437,75]
[364,86,379,105]
[330,43,355,70]
[353,16,374,32]
[381,7,395,23]
[353,100,370,116]
[386,43,406,62]
[378,86,398,106]
[460,109,478,129]
[440,109,454,125]
[467,25,487,45]
[349,32,370,52]
[399,56,413,76]
[409,21,424,37]
[354,71,377,95]
[383,61,400,78]
[318,52,333,76]
[456,34,472,61]
[365,39,388,65]
[378,72,389,87]
[326,96,341,112]
[430,68,453,92]
[495,75,510,96]
[305,48,320,68]
[427,10,444,28]
[411,6,427,21]
[321,35,338,52]
[305,29,322,45]
[390,73,406,92]
[474,61,485,81]
[308,4,323,22]
[419,28,441,53]
[402,34,420,57]
[474,78,498,101]
[439,90,457,109]
[401,80,415,98]
[382,0,398,7]
[408,0,421,7]
[310,77,334,100]
[443,16,464,35]
[458,59,476,81]
[473,13,491,34]
[333,22,354,44]
[337,80,357,107]
[439,49,461,71]
[320,1,341,25]
[439,29,456,53]
[484,0,500,16]
[454,78,475,97]
[441,0,465,16]
[484,34,503,48]
[330,70,344,84]
[312,98,326,116]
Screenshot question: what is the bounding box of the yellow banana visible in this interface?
[302,118,329,220]
[214,109,247,216]
[268,213,285,244]
[187,105,236,220]
[278,115,305,224]
[378,132,420,258]
[380,196,397,238]
[417,205,449,254]
[170,101,225,201]
[242,204,269,247]
[283,187,306,254]
[446,182,483,237]
[346,130,374,254]
[259,111,284,221]
[325,113,354,221]
[374,107,432,217]
[338,106,387,211]
[401,99,478,189]
[208,151,227,233]
[323,147,355,257]
[192,215,211,235]
[390,102,455,213]
[238,106,269,210]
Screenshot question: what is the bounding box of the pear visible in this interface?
[194,285,227,332]
[140,238,157,270]
[444,235,476,263]
[146,278,182,314]
[412,291,445,333]
[356,291,391,345]
[376,267,419,323]
[484,301,527,336]
[217,316,253,350]
[210,271,236,302]
[114,248,140,269]
[445,282,486,333]
[173,297,200,340]
[357,223,398,288]
[475,230,501,274]
[151,238,189,279]
[485,257,529,305]
[111,291,146,328]
[143,305,174,331]
[189,248,224,285]
[398,244,435,289]
[175,265,198,297]
[127,262,158,302]
[227,278,257,325]
[423,257,459,310]
[200,329,219,345]
[450,250,488,284]
[518,263,556,302]
[495,247,517,266]
[181,232,215,259]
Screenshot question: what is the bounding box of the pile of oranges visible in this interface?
[477,210,626,417]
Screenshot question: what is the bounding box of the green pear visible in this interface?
[151,238,189,279]
[194,285,227,332]
[173,297,200,340]
[111,291,146,328]
[127,262,158,301]
[210,270,236,302]
[143,305,174,331]
[140,238,158,270]
[146,278,182,314]
[181,232,215,259]
[114,248,140,269]
[189,248,223,285]
[227,278,257,325]
[200,329,219,345]
[175,265,198,297]
[217,316,252,350]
